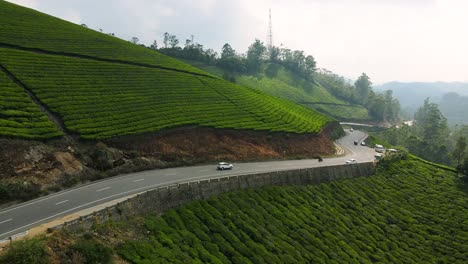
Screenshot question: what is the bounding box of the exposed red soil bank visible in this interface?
[0,123,341,204]
[105,125,339,163]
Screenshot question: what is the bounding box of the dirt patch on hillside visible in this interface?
[105,126,337,163]
[0,124,341,204]
[54,152,83,174]
[0,140,61,182]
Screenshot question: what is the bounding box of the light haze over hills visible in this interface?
[7,0,468,83]
[376,82,468,124]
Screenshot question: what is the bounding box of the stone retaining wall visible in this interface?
[50,163,375,233]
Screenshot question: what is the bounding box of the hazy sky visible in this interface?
[7,0,468,84]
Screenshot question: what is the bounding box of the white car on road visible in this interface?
[217,162,233,170]
[375,144,385,153]
[345,159,357,164]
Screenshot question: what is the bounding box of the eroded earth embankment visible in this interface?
[0,124,342,205]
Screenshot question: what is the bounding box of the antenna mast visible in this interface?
[267,8,273,50]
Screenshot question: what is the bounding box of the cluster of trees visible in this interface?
[315,70,400,122]
[269,45,317,81]
[134,33,316,82]
[216,40,317,82]
[377,98,467,167]
[314,70,356,103]
[154,33,218,64]
[217,43,245,81]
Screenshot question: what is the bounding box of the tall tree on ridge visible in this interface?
[453,136,467,167]
[150,40,158,50]
[163,32,170,48]
[221,43,236,59]
[246,39,266,74]
[131,37,139,44]
[355,73,371,101]
[168,35,179,48]
[414,98,449,145]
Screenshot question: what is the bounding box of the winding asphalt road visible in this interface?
[0,129,376,240]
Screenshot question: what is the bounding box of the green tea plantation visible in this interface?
[0,1,332,140]
[115,157,467,263]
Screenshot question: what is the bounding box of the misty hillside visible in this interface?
[439,92,468,125]
[376,82,468,124]
[376,81,468,108]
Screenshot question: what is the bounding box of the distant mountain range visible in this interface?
[375,82,468,124]
[375,81,468,107]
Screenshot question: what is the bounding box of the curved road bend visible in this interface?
[339,122,374,127]
[0,129,375,240]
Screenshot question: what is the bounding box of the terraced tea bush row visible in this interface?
[0,70,62,139]
[0,48,331,139]
[236,68,370,120]
[0,1,207,76]
[118,157,467,263]
[313,103,369,120]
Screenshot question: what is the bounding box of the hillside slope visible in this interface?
[0,1,333,140]
[0,1,341,204]
[5,157,466,263]
[188,61,370,121]
[0,69,62,139]
[115,158,467,263]
[0,1,206,75]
